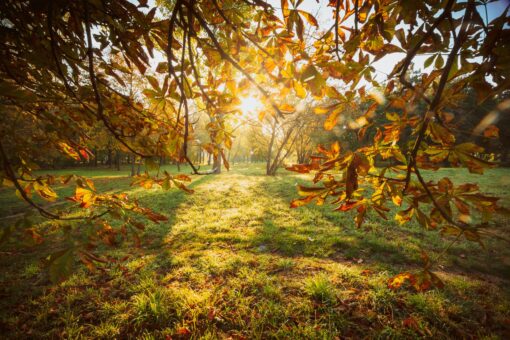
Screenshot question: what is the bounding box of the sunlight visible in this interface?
[284,50,293,62]
[238,95,264,120]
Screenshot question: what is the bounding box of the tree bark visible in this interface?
[213,152,222,174]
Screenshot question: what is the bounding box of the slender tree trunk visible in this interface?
[93,148,98,167]
[501,147,509,166]
[107,148,113,168]
[213,152,222,174]
[130,154,136,177]
[266,119,277,175]
[267,122,298,176]
[115,150,121,171]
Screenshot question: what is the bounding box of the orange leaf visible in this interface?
[279,103,295,114]
[388,272,414,290]
[176,327,191,335]
[483,125,499,138]
[290,195,314,208]
[285,163,318,173]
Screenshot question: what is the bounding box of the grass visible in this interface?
[0,163,509,338]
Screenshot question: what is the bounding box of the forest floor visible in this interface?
[0,164,509,338]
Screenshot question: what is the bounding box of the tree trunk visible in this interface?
[130,155,136,177]
[267,122,297,176]
[213,153,221,174]
[115,150,121,171]
[266,119,277,175]
[107,148,113,168]
[93,148,98,167]
[501,147,510,166]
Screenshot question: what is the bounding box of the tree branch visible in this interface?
[403,0,474,193]
[83,1,147,157]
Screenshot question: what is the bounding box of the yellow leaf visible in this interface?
[386,112,399,121]
[226,79,236,95]
[324,110,339,130]
[146,75,160,91]
[293,80,306,98]
[298,10,318,27]
[388,272,414,290]
[279,103,295,113]
[314,106,331,115]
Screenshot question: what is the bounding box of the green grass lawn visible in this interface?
[0,164,509,338]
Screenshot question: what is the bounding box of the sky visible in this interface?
[142,0,508,93]
[266,0,509,83]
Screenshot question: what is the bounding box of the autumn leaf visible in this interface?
[290,195,315,208]
[324,111,340,130]
[298,10,318,27]
[429,122,455,145]
[286,163,318,173]
[483,125,499,138]
[146,75,160,91]
[176,327,191,335]
[33,182,58,202]
[388,272,414,290]
[57,142,81,161]
[279,103,295,114]
[156,62,168,73]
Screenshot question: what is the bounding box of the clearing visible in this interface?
[0,164,509,338]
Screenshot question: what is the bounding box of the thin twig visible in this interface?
[83,1,147,157]
[183,0,284,118]
[403,0,473,193]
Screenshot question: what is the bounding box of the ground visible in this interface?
[0,164,509,339]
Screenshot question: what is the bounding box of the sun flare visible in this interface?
[238,95,264,119]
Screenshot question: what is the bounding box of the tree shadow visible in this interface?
[246,176,510,280]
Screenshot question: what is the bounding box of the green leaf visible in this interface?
[424,54,436,68]
[48,248,75,283]
[435,54,444,69]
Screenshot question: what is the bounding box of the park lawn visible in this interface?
[0,164,205,217]
[0,164,509,338]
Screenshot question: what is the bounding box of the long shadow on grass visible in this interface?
[136,174,214,250]
[246,174,458,271]
[249,172,510,281]
[233,174,420,268]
